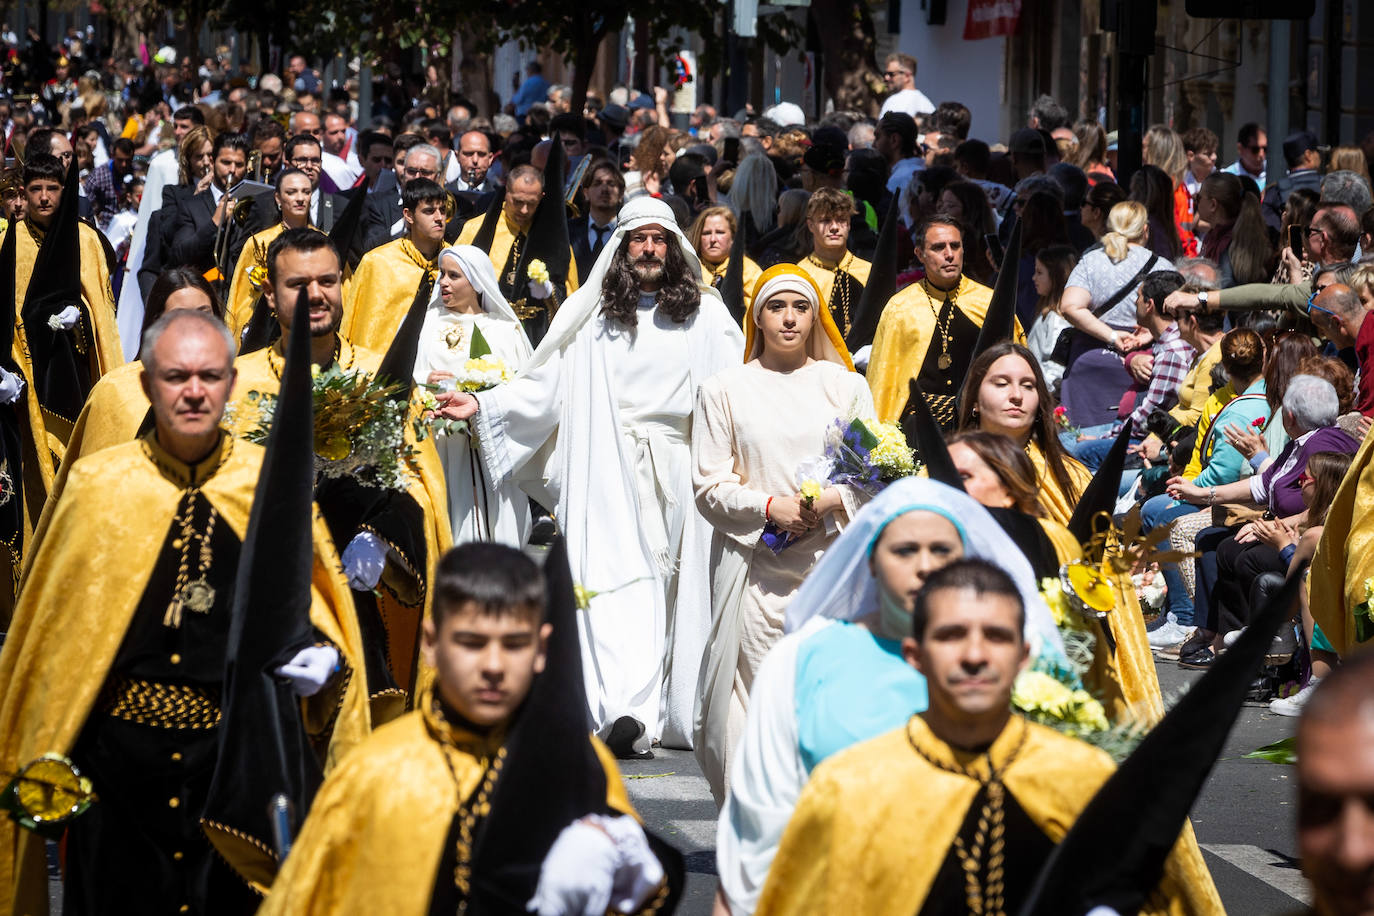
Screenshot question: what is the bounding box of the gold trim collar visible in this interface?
[139,429,234,489]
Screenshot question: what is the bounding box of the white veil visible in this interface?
[414,244,534,382]
[519,196,718,371]
[783,477,1067,664]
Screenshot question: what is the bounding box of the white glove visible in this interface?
[527,814,662,916]
[342,531,388,591]
[48,305,81,331]
[850,344,872,371]
[528,277,555,300]
[0,367,24,405]
[275,645,340,697]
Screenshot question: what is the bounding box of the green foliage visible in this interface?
[1244,736,1297,765]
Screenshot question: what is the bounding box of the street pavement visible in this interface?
[623,658,1311,915]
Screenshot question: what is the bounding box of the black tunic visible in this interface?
[66,491,260,916]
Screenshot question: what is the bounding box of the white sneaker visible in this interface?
[1270,677,1322,717]
[1149,621,1194,648]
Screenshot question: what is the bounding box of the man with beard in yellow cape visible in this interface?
[228,228,451,723]
[0,307,368,915]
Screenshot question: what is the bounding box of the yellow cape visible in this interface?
[229,336,453,719]
[757,716,1221,916]
[1310,430,1374,654]
[455,212,580,296]
[56,359,149,471]
[8,219,123,460]
[0,432,369,914]
[1026,438,1091,528]
[868,274,1019,422]
[1039,517,1165,726]
[339,238,432,352]
[258,699,637,914]
[701,254,762,317]
[224,223,286,338]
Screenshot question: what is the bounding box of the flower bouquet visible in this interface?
[244,363,419,490]
[1053,404,1077,436]
[419,323,513,439]
[760,417,918,553]
[1131,565,1167,613]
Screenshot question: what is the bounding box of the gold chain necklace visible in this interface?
[905,716,1028,916]
[921,279,959,371]
[266,336,343,380]
[163,490,218,628]
[808,252,853,336]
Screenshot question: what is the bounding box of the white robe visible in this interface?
[414,310,532,547]
[116,147,179,358]
[473,290,743,749]
[691,360,874,804]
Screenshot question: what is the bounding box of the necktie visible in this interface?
[591,224,609,260]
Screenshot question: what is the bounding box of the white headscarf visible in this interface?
[521,196,717,371]
[414,244,533,382]
[783,477,1067,665]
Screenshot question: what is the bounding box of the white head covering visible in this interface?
[745,265,853,368]
[783,477,1066,665]
[413,243,533,383]
[521,196,716,371]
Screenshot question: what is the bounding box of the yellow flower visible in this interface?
[310,364,321,379]
[527,259,549,285]
[418,390,439,411]
[1365,577,1374,605]
[1012,670,1074,717]
[1040,577,1069,627]
[246,264,268,292]
[1069,691,1110,732]
[866,420,916,477]
[799,479,822,504]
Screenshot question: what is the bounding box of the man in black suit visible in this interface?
[167,131,249,277]
[568,158,623,279]
[361,140,441,252]
[137,179,200,300]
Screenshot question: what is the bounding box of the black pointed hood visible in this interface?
[200,287,323,889]
[0,214,16,362]
[512,142,572,293]
[374,269,436,401]
[468,535,685,910]
[955,216,1022,401]
[470,187,506,254]
[844,196,900,350]
[717,218,748,326]
[20,155,91,426]
[1016,569,1307,916]
[1067,422,1133,548]
[900,377,963,489]
[236,296,280,355]
[328,185,368,271]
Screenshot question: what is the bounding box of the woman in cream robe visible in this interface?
[692,265,874,804]
[413,244,533,546]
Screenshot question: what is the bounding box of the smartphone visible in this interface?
[1288,224,1302,254]
[723,137,740,164]
[985,233,1005,268]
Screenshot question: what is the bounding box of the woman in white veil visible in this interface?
[414,244,534,546]
[713,477,1066,916]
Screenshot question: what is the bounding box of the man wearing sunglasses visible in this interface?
[1161,203,1358,319]
[1221,122,1267,192]
[878,53,934,119]
[1308,284,1374,417]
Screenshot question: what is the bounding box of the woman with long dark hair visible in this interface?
[1024,244,1078,391]
[1196,172,1272,287]
[957,341,1090,525]
[1015,190,1072,327]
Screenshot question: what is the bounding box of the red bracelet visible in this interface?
[765,497,773,521]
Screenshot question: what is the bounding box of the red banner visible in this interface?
[963,0,1022,40]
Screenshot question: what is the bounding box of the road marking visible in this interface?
[1201,843,1311,905]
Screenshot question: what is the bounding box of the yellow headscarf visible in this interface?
[744,263,854,369]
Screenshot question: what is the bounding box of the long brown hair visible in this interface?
[1304,451,1354,528]
[947,430,1046,517]
[599,235,701,327]
[1263,332,1321,414]
[956,342,1082,506]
